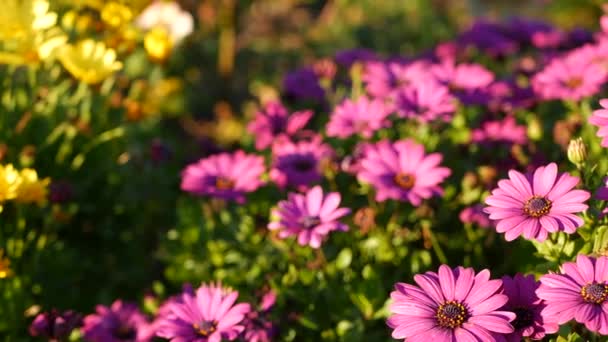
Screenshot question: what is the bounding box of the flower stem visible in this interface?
[423,224,447,264]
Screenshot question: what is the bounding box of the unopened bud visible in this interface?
[567,137,587,166]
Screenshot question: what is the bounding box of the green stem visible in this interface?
[424,225,447,264]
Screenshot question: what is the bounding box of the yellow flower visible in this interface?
[101,2,133,28]
[0,164,21,203]
[14,168,49,205]
[0,250,13,279]
[0,0,67,65]
[58,39,122,84]
[143,26,173,62]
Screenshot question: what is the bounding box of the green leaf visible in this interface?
[336,248,352,270]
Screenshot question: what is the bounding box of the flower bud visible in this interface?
[567,137,587,166]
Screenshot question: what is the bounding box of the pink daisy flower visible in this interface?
[156,283,251,342]
[537,255,608,335]
[471,116,528,146]
[325,96,391,139]
[268,185,350,248]
[356,139,451,205]
[589,99,608,147]
[83,300,155,342]
[393,81,456,123]
[531,55,607,101]
[388,265,515,341]
[247,101,313,150]
[501,274,559,341]
[180,151,265,203]
[484,163,590,242]
[363,60,430,99]
[459,204,492,229]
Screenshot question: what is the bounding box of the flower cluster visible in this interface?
[31,283,276,342]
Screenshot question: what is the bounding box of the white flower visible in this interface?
[135,1,193,44]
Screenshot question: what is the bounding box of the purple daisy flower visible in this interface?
[387,265,515,341]
[394,81,456,123]
[590,99,608,147]
[269,136,333,189]
[506,17,561,48]
[484,163,590,242]
[156,283,251,342]
[29,309,82,341]
[362,60,429,99]
[596,177,608,201]
[356,139,451,205]
[247,101,313,150]
[531,55,607,101]
[537,254,608,335]
[471,116,528,146]
[485,80,535,113]
[325,96,390,139]
[459,204,492,229]
[268,185,350,248]
[180,151,265,203]
[430,59,495,104]
[501,274,559,341]
[458,20,519,57]
[241,291,278,342]
[83,300,154,342]
[282,67,325,102]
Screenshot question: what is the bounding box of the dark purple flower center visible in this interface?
[299,216,321,229]
[113,324,136,340]
[565,77,583,89]
[523,196,552,218]
[511,307,535,330]
[394,173,416,190]
[436,301,468,329]
[581,283,608,304]
[270,117,287,135]
[215,177,234,190]
[193,320,217,337]
[293,158,315,172]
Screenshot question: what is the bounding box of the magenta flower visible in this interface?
[242,291,278,342]
[326,96,390,139]
[247,102,312,150]
[268,185,350,248]
[486,80,535,112]
[180,151,265,203]
[388,265,515,341]
[471,116,528,146]
[501,274,559,341]
[532,55,607,100]
[459,204,492,229]
[537,255,608,335]
[394,81,456,122]
[430,59,495,104]
[363,60,429,98]
[83,300,154,342]
[269,136,333,189]
[484,163,590,242]
[590,99,608,148]
[356,139,451,205]
[156,283,251,342]
[29,309,82,341]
